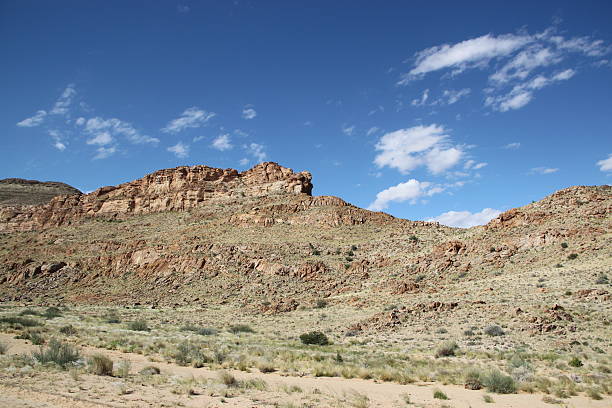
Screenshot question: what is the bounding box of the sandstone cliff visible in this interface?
[0,162,312,232]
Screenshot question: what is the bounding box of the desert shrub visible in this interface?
[32,338,80,368]
[218,371,237,387]
[482,370,517,394]
[463,329,474,336]
[43,307,62,319]
[173,341,210,367]
[0,316,42,328]
[126,320,150,331]
[560,242,568,249]
[105,312,121,323]
[139,365,160,375]
[315,299,328,309]
[435,341,458,358]
[409,235,418,243]
[28,331,45,345]
[464,368,483,390]
[568,356,583,367]
[567,253,578,260]
[19,309,40,316]
[300,331,329,345]
[0,341,8,355]
[256,359,276,373]
[181,325,217,336]
[433,389,448,399]
[59,325,77,336]
[483,394,494,403]
[228,324,254,334]
[484,325,505,336]
[89,354,113,376]
[596,274,609,285]
[116,359,131,378]
[586,387,603,400]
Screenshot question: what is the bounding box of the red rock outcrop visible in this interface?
[0,162,312,232]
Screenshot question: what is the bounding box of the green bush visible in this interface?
[0,341,8,355]
[482,370,517,394]
[89,354,113,376]
[299,331,329,345]
[433,389,449,400]
[59,325,78,336]
[126,320,150,331]
[0,316,42,328]
[32,338,80,369]
[43,307,62,319]
[315,299,328,309]
[139,365,160,375]
[19,309,40,316]
[560,242,568,249]
[484,325,505,336]
[464,368,483,390]
[567,253,578,260]
[228,324,254,334]
[173,341,211,367]
[568,356,583,367]
[435,341,458,358]
[180,325,217,336]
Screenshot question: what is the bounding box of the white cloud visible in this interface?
[486,69,575,111]
[17,110,47,127]
[472,162,487,170]
[242,107,257,120]
[86,131,113,146]
[342,124,355,136]
[53,141,66,151]
[162,107,215,133]
[504,142,521,149]
[93,146,117,160]
[366,126,379,136]
[464,160,487,170]
[411,89,429,106]
[211,134,232,151]
[368,179,443,211]
[75,117,86,126]
[490,46,561,84]
[442,88,471,104]
[596,154,612,172]
[373,124,463,174]
[167,142,189,158]
[246,143,266,162]
[428,208,502,228]
[50,84,76,115]
[239,158,249,166]
[84,117,158,144]
[530,167,559,175]
[400,33,531,82]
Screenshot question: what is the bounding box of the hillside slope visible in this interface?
[0,178,81,207]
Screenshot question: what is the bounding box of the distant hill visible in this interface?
[0,178,81,207]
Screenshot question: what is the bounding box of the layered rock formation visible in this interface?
[0,178,81,207]
[0,162,312,232]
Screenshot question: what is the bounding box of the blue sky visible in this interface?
[1,1,611,227]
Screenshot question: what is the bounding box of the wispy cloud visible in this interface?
[80,117,159,145]
[411,89,429,106]
[49,84,76,115]
[167,142,189,158]
[17,110,47,127]
[596,154,612,172]
[428,208,501,228]
[242,106,257,120]
[399,27,609,112]
[245,143,266,162]
[161,107,215,133]
[93,146,117,160]
[504,142,521,149]
[211,134,232,151]
[373,124,463,175]
[530,166,559,175]
[342,124,355,136]
[368,179,444,211]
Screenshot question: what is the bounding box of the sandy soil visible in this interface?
[1,333,609,408]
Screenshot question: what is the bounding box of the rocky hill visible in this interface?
[0,163,609,315]
[0,178,81,207]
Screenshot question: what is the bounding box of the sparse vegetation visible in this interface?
[0,341,8,355]
[482,370,517,394]
[299,331,329,345]
[568,356,583,367]
[567,253,578,260]
[435,341,458,358]
[228,324,255,334]
[32,338,80,368]
[89,353,114,376]
[484,325,505,337]
[433,389,448,400]
[126,319,150,331]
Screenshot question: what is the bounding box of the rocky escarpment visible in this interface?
[0,178,81,207]
[0,162,312,232]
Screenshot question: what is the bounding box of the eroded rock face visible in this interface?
[0,162,312,232]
